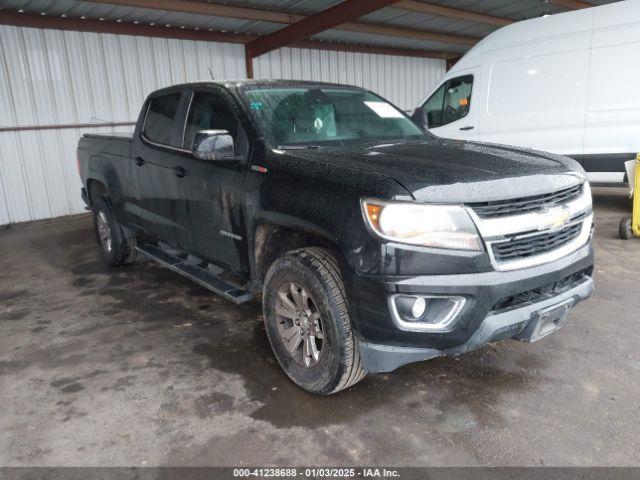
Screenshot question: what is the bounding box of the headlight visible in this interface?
[583,181,592,204]
[362,199,483,251]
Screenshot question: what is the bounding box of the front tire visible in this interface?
[92,196,137,267]
[262,248,366,395]
[619,216,633,240]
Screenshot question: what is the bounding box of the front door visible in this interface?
[131,90,191,248]
[171,89,250,273]
[421,72,478,140]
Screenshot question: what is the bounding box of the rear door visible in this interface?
[421,73,478,140]
[171,87,250,273]
[131,90,191,247]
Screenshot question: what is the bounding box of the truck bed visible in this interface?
[79,132,133,159]
[82,131,133,141]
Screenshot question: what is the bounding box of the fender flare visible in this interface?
[253,211,337,244]
[249,211,343,283]
[85,154,125,205]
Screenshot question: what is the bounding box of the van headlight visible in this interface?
[362,199,483,251]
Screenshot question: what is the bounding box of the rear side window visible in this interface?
[144,92,182,146]
[422,75,473,127]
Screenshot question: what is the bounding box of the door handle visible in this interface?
[135,157,145,166]
[174,166,188,178]
[459,126,475,131]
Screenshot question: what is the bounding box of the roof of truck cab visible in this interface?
[151,79,367,95]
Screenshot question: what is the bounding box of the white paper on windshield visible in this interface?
[364,101,404,118]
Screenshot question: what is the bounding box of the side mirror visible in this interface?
[411,107,429,129]
[193,130,241,162]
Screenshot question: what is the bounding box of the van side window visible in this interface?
[144,92,183,146]
[422,75,473,127]
[183,92,239,150]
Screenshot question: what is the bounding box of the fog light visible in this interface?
[411,297,427,318]
[390,294,466,332]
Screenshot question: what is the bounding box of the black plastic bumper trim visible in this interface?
[359,276,594,373]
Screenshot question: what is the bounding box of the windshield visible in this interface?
[242,87,425,147]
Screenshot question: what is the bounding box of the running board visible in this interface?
[135,244,253,305]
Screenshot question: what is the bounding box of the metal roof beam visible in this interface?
[82,0,478,46]
[547,0,594,9]
[290,40,449,59]
[396,1,512,26]
[339,22,476,45]
[247,0,404,58]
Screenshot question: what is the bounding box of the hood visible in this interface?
[279,137,586,203]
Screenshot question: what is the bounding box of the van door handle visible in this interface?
[135,157,145,166]
[459,126,475,131]
[174,166,188,178]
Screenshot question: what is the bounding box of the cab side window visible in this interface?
[144,92,183,146]
[183,92,239,150]
[422,75,473,128]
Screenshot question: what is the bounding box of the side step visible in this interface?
[135,244,254,305]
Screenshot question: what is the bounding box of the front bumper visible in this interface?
[348,243,594,373]
[359,275,593,373]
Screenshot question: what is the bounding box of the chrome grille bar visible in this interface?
[467,182,593,271]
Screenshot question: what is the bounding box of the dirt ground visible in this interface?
[1,187,638,466]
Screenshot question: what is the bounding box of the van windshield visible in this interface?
[242,87,425,147]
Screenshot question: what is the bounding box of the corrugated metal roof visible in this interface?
[362,7,496,37]
[0,0,623,54]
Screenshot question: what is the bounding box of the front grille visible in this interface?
[492,268,592,312]
[470,184,583,218]
[492,222,582,262]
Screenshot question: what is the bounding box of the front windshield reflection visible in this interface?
[242,87,426,148]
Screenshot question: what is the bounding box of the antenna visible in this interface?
[208,67,214,80]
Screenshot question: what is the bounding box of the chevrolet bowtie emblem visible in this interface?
[538,206,571,231]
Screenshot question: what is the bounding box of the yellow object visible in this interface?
[633,153,640,236]
[620,154,640,239]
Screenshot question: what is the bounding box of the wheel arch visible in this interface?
[253,217,347,284]
[86,177,109,207]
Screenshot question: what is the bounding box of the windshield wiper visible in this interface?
[276,144,322,150]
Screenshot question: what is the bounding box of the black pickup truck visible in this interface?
[78,80,594,395]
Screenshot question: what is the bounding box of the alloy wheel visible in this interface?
[275,281,324,368]
[97,210,112,253]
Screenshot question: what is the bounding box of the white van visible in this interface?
[413,0,640,184]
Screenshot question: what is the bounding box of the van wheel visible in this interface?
[619,216,633,240]
[262,247,366,395]
[92,196,137,267]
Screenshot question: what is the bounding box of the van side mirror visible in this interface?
[411,107,429,129]
[193,130,241,162]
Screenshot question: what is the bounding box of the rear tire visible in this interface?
[92,196,137,267]
[619,216,633,240]
[262,247,366,395]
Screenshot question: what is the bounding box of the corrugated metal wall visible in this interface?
[0,25,445,225]
[253,47,445,112]
[0,26,246,225]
